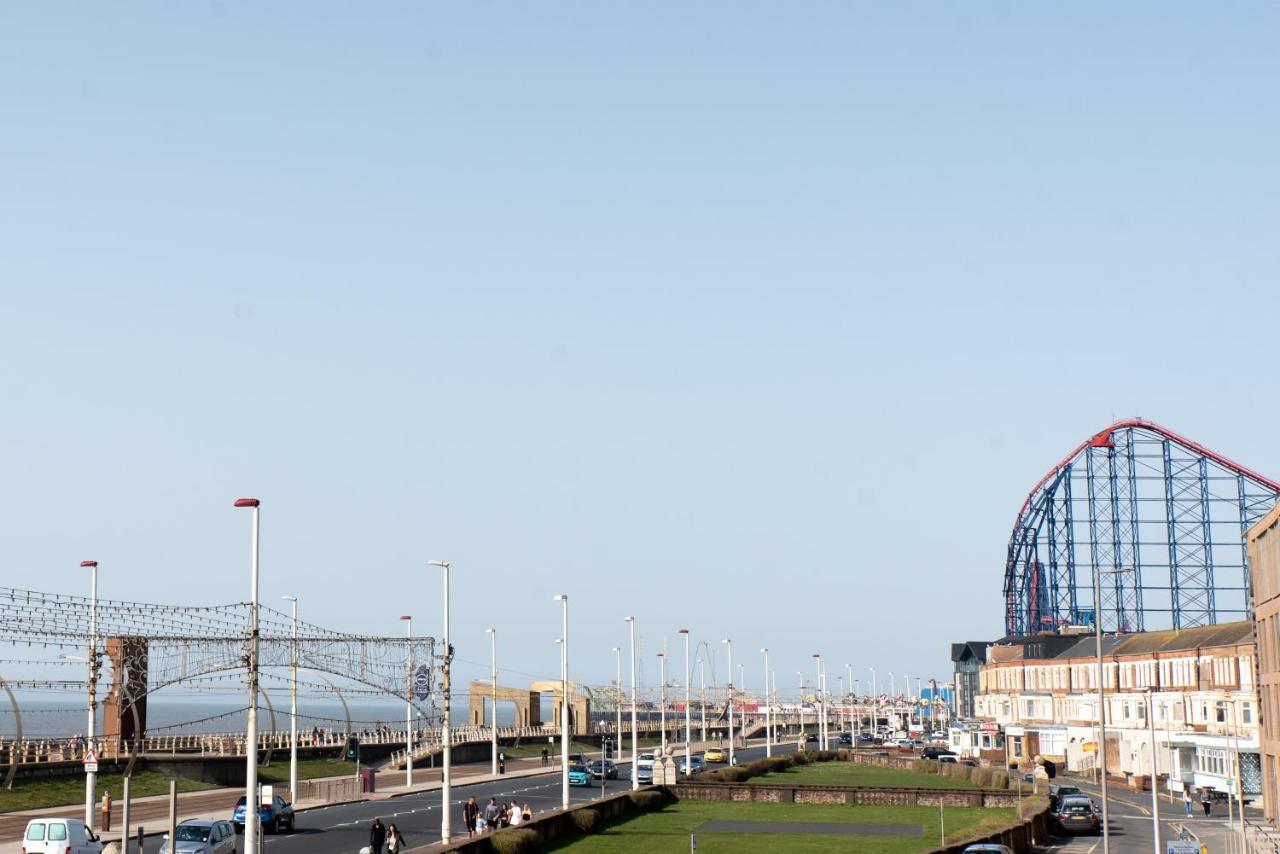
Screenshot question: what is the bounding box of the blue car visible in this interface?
[233,794,295,833]
[568,764,592,786]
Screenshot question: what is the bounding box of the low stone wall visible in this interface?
[673,780,1021,808]
[846,750,919,769]
[932,799,1051,854]
[406,789,660,853]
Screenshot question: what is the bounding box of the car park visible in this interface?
[21,818,104,853]
[1054,796,1100,835]
[704,748,727,763]
[233,793,295,833]
[588,759,618,780]
[161,819,238,854]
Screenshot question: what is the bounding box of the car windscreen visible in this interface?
[176,825,212,841]
[570,765,588,773]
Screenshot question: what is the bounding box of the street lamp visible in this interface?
[1093,565,1133,854]
[657,652,667,754]
[233,498,262,854]
[679,630,691,776]
[427,560,452,843]
[625,617,638,790]
[846,664,853,735]
[485,628,497,776]
[797,672,806,740]
[282,597,299,801]
[80,560,99,831]
[813,654,825,750]
[400,615,414,788]
[698,657,707,743]
[760,649,771,757]
[723,639,735,766]
[612,646,622,763]
[554,595,569,810]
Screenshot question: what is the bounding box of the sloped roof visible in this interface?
[1109,621,1253,656]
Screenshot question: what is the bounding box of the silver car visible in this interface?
[161,819,238,854]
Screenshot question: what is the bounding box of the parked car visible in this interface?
[21,818,103,853]
[1054,796,1101,835]
[161,819,238,854]
[805,732,819,743]
[856,733,875,743]
[962,845,1013,854]
[937,755,958,764]
[921,747,955,760]
[677,754,705,774]
[588,759,618,780]
[704,747,727,763]
[959,758,979,767]
[568,763,593,786]
[1049,784,1082,809]
[233,793,295,833]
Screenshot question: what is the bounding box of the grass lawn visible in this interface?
[754,762,980,790]
[0,769,219,813]
[258,755,352,785]
[544,799,1016,853]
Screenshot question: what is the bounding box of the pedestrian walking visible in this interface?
[1183,788,1193,817]
[1201,789,1212,817]
[509,801,523,826]
[483,797,501,830]
[522,803,533,822]
[463,796,479,837]
[369,817,387,854]
[541,746,549,766]
[386,823,407,854]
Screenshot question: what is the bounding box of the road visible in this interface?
[131,741,796,853]
[1038,774,1252,854]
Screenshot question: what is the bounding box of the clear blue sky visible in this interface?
[2,3,1278,698]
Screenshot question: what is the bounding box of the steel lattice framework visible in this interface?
[0,586,438,712]
[1003,419,1280,636]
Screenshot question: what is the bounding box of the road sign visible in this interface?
[1167,841,1201,854]
[83,748,98,773]
[413,664,431,701]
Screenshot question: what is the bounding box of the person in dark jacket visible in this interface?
[369,817,387,854]
[464,797,479,837]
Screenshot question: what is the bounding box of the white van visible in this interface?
[20,818,104,853]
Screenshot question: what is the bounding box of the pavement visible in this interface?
[3,736,783,853]
[1036,773,1261,853]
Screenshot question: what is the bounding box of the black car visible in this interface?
[805,732,819,743]
[1049,784,1082,809]
[921,747,956,761]
[838,733,853,746]
[1054,797,1100,835]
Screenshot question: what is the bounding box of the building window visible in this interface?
[1243,702,1253,725]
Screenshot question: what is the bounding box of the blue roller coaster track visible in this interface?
[1002,419,1280,637]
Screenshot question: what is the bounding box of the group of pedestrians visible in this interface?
[366,818,407,854]
[1182,787,1221,818]
[463,796,533,836]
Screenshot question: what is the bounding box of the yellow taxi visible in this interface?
[704,747,727,763]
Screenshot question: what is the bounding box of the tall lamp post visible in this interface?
[612,647,622,761]
[657,652,667,753]
[233,498,262,854]
[81,560,99,831]
[812,654,825,750]
[1094,565,1133,854]
[698,658,707,742]
[282,596,299,801]
[723,639,735,766]
[401,615,414,788]
[427,560,452,843]
[679,630,691,775]
[554,595,570,810]
[761,648,772,757]
[625,617,638,790]
[485,628,498,776]
[846,664,854,734]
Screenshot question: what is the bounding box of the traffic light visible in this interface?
[604,738,613,760]
[344,737,360,761]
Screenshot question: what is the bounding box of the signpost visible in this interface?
[1166,841,1201,854]
[83,748,98,774]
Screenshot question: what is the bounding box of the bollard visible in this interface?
[137,825,144,854]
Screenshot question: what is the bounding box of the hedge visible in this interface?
[489,828,538,854]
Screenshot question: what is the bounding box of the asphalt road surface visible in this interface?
[134,742,798,854]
